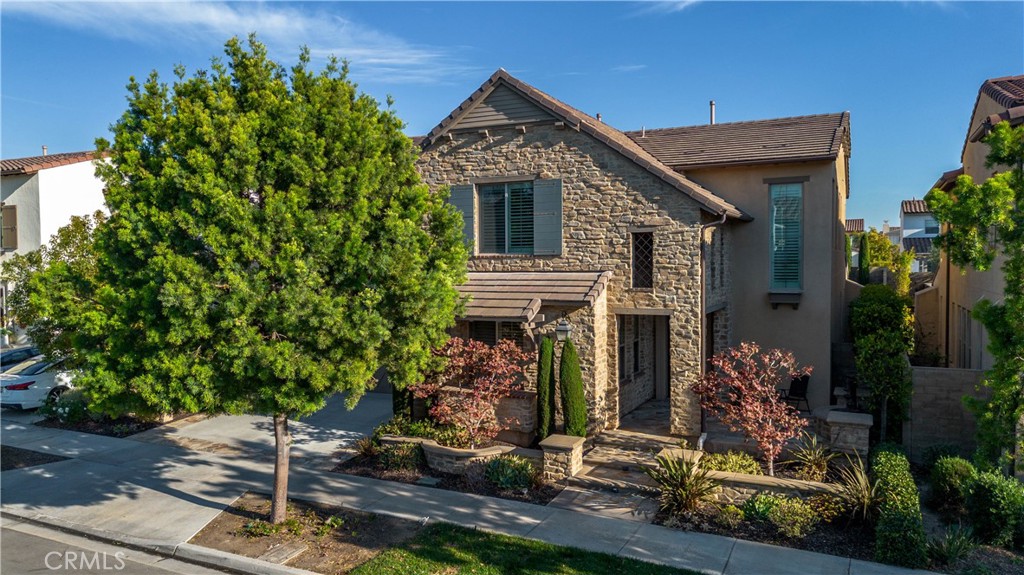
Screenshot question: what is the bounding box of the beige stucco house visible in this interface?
[416,69,852,437]
[916,74,1023,370]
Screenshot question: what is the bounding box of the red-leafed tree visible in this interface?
[691,342,810,476]
[412,337,533,448]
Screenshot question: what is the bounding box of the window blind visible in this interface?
[770,184,802,289]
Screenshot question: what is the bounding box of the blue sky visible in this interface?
[2,1,1022,228]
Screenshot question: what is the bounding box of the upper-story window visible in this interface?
[769,183,802,290]
[448,179,562,256]
[1,204,17,251]
[632,232,654,288]
[924,219,939,235]
[478,182,534,254]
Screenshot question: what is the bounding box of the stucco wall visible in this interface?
[36,160,107,246]
[417,123,706,435]
[685,158,847,409]
[0,173,41,262]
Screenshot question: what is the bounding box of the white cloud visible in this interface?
[635,1,701,15]
[612,64,647,73]
[3,1,479,84]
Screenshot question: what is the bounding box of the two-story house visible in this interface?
[416,70,852,437]
[1,150,107,341]
[899,199,938,272]
[916,74,1023,371]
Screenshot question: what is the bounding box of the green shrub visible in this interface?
[926,524,978,567]
[355,436,378,458]
[378,443,424,472]
[787,432,837,482]
[872,447,927,568]
[239,520,280,538]
[716,505,745,529]
[485,455,536,491]
[807,493,845,524]
[835,454,881,524]
[372,416,469,448]
[644,455,719,517]
[741,493,783,522]
[701,451,762,475]
[39,388,90,424]
[850,285,914,345]
[558,338,587,437]
[767,497,819,539]
[966,471,1024,548]
[536,337,556,440]
[930,456,977,515]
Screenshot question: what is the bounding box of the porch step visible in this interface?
[593,428,681,454]
[570,461,656,494]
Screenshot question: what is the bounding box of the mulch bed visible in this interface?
[334,454,563,506]
[1,445,69,471]
[656,505,876,561]
[36,415,162,438]
[190,492,422,575]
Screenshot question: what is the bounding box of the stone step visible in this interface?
[593,429,681,453]
[569,463,656,495]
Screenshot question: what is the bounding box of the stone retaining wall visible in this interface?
[903,366,986,463]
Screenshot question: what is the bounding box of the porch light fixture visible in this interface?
[555,316,573,342]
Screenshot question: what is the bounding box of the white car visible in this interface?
[0,356,75,410]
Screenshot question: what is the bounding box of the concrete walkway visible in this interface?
[1,412,933,575]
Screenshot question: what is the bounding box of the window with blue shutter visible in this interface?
[448,184,475,250]
[769,183,803,290]
[456,178,561,256]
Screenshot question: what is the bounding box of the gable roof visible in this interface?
[981,75,1024,109]
[1,151,99,176]
[901,199,930,214]
[964,74,1024,156]
[845,219,864,233]
[623,113,851,170]
[419,69,750,221]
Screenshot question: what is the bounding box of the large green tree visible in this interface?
[926,121,1024,471]
[14,37,468,522]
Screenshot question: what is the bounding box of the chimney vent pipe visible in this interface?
[42,145,48,156]
[596,113,602,123]
[710,100,716,125]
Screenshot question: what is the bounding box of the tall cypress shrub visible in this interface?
[559,338,587,437]
[536,337,556,440]
[858,233,871,284]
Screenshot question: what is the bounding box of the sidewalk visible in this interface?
[1,416,933,575]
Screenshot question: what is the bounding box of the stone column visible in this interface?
[539,434,585,482]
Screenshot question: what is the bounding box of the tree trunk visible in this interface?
[767,457,775,477]
[270,413,291,524]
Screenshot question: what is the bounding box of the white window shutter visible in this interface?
[532,178,562,255]
[448,184,475,250]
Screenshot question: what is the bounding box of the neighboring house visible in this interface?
[0,151,107,340]
[882,221,901,248]
[845,218,864,269]
[916,74,1023,370]
[899,199,938,272]
[415,69,852,437]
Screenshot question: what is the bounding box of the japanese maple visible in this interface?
[691,342,810,476]
[412,338,533,448]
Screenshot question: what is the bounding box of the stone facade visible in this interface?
[418,123,706,435]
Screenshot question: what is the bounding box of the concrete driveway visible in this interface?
[132,392,393,467]
[2,391,394,469]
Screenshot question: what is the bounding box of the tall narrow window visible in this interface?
[770,183,802,290]
[478,182,534,254]
[632,232,654,288]
[617,315,627,381]
[1,204,17,251]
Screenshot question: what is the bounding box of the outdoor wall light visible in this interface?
[555,316,573,342]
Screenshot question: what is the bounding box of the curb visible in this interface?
[1,510,317,575]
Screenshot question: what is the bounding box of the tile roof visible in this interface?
[981,75,1024,109]
[623,112,851,170]
[932,168,963,192]
[419,69,750,221]
[903,237,934,254]
[901,199,930,214]
[1,151,99,176]
[845,219,864,233]
[457,271,612,322]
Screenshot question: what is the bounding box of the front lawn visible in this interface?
[351,522,696,575]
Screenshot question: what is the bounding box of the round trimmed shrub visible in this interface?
[966,471,1024,548]
[767,497,819,539]
[930,456,976,514]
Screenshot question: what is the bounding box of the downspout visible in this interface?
[699,210,729,436]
